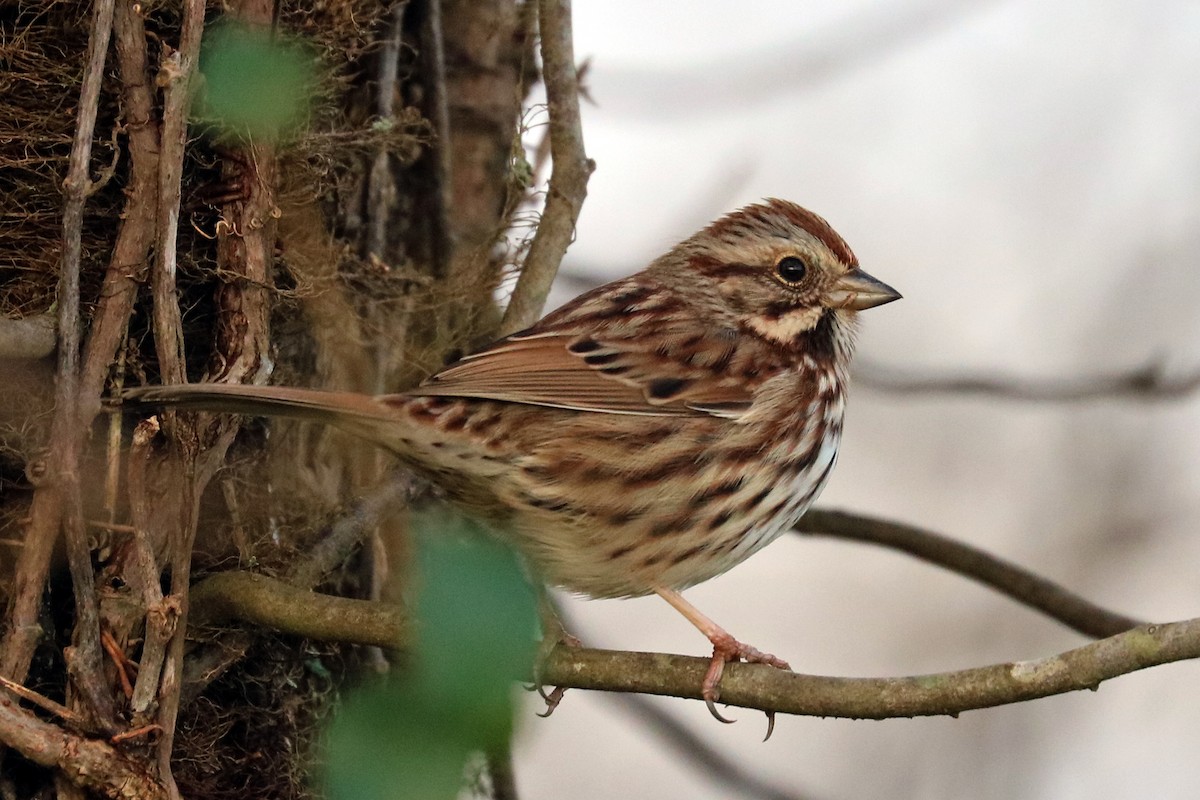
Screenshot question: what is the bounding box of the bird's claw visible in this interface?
[705,695,737,724]
[536,684,568,718]
[701,633,790,735]
[531,630,582,717]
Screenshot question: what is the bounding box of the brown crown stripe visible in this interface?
[704,200,857,267]
[775,203,857,266]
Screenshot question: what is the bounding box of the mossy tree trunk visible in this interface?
[0,1,534,796]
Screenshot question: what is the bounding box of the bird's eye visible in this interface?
[775,256,808,284]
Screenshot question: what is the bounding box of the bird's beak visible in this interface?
[827,267,902,310]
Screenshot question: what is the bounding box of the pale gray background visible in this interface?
[512,2,1200,798]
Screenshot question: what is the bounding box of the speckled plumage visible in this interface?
[124,199,899,704]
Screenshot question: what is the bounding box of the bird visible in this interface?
[122,198,900,719]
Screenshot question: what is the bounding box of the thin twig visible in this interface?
[50,0,118,733]
[499,0,593,335]
[0,693,166,800]
[0,0,123,696]
[287,470,412,587]
[0,675,90,732]
[151,0,205,387]
[181,470,408,700]
[794,509,1145,638]
[420,0,453,277]
[149,3,206,794]
[366,1,407,261]
[77,0,162,423]
[485,743,519,800]
[854,361,1200,402]
[125,420,175,717]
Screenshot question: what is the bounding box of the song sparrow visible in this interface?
[124,199,899,717]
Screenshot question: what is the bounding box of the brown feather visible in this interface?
[410,302,792,417]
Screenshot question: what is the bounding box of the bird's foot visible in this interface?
[702,630,790,739]
[532,629,582,717]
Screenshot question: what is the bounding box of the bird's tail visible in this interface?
[117,383,404,433]
[117,383,510,495]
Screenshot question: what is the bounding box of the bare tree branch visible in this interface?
[183,567,1193,720]
[795,510,1144,638]
[419,0,454,277]
[485,743,520,800]
[500,0,593,335]
[151,0,205,387]
[189,571,410,647]
[177,507,1164,726]
[854,361,1200,402]
[366,1,408,263]
[0,693,166,800]
[180,470,409,700]
[539,619,1192,719]
[144,5,206,796]
[75,0,162,425]
[0,0,117,736]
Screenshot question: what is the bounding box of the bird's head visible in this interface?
[661,199,900,351]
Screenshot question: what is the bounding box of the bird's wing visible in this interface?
[410,287,787,417]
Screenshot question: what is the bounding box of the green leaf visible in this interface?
[325,509,538,800]
[198,22,314,139]
[326,689,473,800]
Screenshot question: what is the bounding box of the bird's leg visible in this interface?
[655,587,790,726]
[532,586,581,717]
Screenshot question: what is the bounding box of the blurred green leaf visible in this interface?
[326,689,472,800]
[198,22,313,139]
[325,509,538,800]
